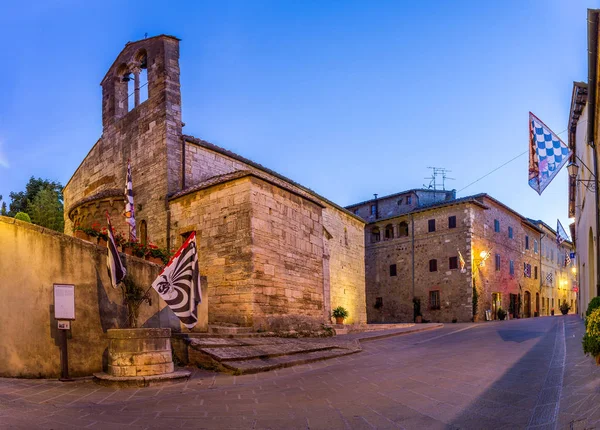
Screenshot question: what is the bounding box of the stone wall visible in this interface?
[323,206,367,324]
[365,203,473,323]
[249,177,325,327]
[0,216,207,378]
[169,178,254,326]
[470,197,541,319]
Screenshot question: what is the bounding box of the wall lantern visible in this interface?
[567,160,598,191]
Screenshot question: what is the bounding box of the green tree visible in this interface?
[0,195,5,216]
[7,177,64,231]
[8,177,63,216]
[28,188,64,232]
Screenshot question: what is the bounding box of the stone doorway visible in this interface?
[524,291,531,318]
[492,292,502,320]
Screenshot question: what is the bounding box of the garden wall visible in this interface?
[0,216,208,378]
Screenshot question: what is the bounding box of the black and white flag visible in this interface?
[151,232,202,329]
[106,213,126,288]
[124,160,136,242]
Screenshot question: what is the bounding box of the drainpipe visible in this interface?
[588,9,600,297]
[411,212,415,299]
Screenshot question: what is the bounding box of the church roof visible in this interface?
[182,135,364,223]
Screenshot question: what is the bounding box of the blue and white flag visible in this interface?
[556,219,570,245]
[528,112,571,195]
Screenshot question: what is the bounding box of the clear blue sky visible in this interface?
[0,0,597,230]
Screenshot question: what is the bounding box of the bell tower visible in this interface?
[99,35,183,246]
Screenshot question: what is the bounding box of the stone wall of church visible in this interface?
[322,206,367,324]
[248,177,325,328]
[169,177,255,326]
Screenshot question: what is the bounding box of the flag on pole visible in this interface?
[565,253,571,267]
[151,232,202,329]
[106,212,126,288]
[458,249,466,272]
[125,160,137,242]
[556,219,569,245]
[528,112,571,195]
[546,271,553,285]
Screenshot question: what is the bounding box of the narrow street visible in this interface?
[1,315,599,429]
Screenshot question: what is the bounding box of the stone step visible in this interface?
[199,343,338,362]
[221,348,360,374]
[208,325,254,335]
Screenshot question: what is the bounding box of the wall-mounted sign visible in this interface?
[57,320,71,330]
[54,284,75,320]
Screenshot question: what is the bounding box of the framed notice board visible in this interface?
[53,284,75,320]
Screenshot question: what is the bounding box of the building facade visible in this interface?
[63,35,367,330]
[568,78,595,318]
[349,192,567,323]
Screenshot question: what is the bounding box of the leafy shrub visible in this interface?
[583,308,600,357]
[560,302,571,315]
[586,297,600,328]
[497,308,507,320]
[14,212,31,223]
[332,306,349,319]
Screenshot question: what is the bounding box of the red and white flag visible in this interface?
[151,233,202,329]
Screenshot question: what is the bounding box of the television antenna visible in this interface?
[424,167,454,191]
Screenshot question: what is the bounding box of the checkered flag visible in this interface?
[528,112,571,195]
[546,271,553,285]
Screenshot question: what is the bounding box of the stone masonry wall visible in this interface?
[323,205,367,324]
[249,177,325,328]
[470,197,541,319]
[0,216,208,378]
[365,203,473,323]
[169,178,254,326]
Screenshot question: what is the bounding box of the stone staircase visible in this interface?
[177,336,362,374]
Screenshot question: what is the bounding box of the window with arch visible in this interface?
[140,220,147,245]
[371,227,381,243]
[135,49,149,104]
[384,224,394,239]
[398,221,409,237]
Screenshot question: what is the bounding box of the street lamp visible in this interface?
[567,160,597,191]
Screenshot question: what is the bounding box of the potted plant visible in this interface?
[497,308,507,321]
[582,307,600,365]
[413,297,422,323]
[560,302,571,315]
[132,242,148,259]
[145,243,165,265]
[73,225,89,240]
[551,308,555,316]
[97,227,109,247]
[332,306,349,325]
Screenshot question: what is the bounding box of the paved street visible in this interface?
[1,315,599,429]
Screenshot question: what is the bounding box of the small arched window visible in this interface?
[384,224,394,239]
[135,50,149,104]
[140,220,147,245]
[398,221,409,237]
[371,227,381,243]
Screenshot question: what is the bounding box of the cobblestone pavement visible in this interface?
[1,316,598,429]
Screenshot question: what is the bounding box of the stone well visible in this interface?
[107,328,174,377]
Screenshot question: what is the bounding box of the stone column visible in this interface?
[133,67,141,108]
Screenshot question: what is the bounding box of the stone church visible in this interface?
[63,35,367,329]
